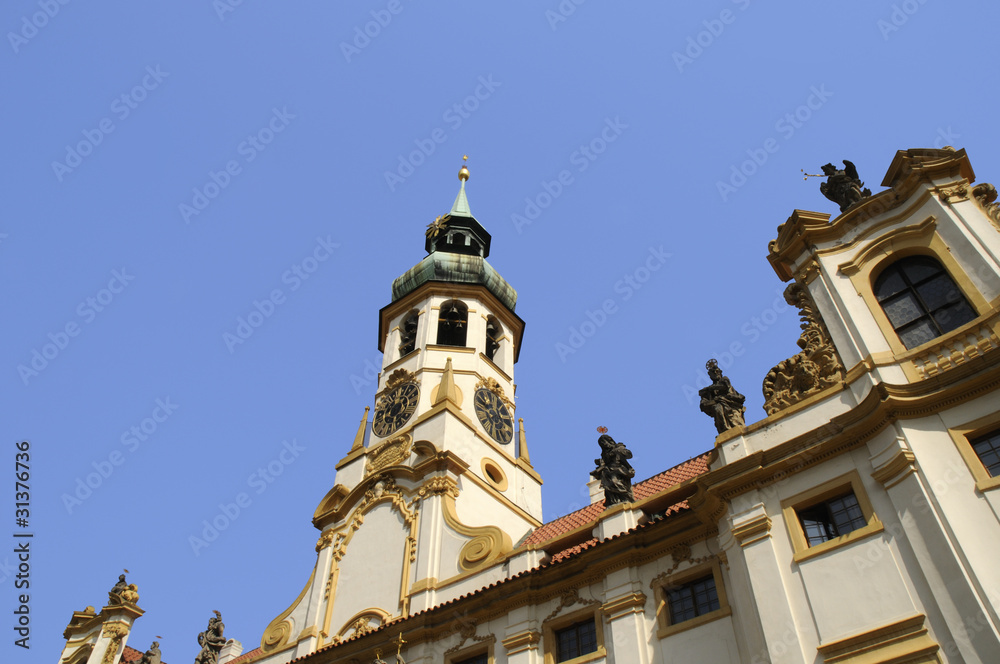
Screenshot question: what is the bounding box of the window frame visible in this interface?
[781,470,884,563]
[446,641,493,664]
[542,605,605,664]
[948,411,1000,493]
[873,255,978,350]
[655,559,731,639]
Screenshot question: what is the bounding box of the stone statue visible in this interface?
[699,359,746,434]
[139,642,162,664]
[109,574,128,605]
[194,611,226,664]
[120,584,140,605]
[819,160,872,212]
[590,434,635,506]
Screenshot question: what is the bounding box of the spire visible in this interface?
[518,418,531,464]
[434,357,461,405]
[350,406,370,452]
[450,155,472,217]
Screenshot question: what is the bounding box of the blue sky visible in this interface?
[5,1,1000,661]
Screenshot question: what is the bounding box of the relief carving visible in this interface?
[762,283,845,415]
[973,183,1000,229]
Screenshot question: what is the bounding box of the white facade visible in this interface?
[59,148,1000,664]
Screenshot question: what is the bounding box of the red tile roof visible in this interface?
[521,452,711,552]
[229,647,263,663]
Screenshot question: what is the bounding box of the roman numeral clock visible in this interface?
[474,377,514,444]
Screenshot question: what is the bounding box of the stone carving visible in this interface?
[819,160,872,212]
[384,368,418,391]
[590,434,635,507]
[973,183,1000,228]
[194,611,226,664]
[699,359,746,434]
[101,624,129,664]
[109,574,139,605]
[365,435,412,476]
[763,283,845,415]
[139,642,162,664]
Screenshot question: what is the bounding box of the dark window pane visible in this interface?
[555,620,597,662]
[917,274,963,310]
[875,270,907,301]
[901,257,943,284]
[898,319,939,350]
[797,491,868,547]
[933,301,977,332]
[667,575,719,625]
[455,654,488,664]
[971,432,1000,477]
[882,292,925,328]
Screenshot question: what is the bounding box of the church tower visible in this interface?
[259,162,543,661]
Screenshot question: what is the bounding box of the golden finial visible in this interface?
[391,633,407,655]
[459,155,469,182]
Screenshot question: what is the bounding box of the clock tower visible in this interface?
[260,162,543,659]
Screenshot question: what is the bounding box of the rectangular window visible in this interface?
[781,471,883,563]
[555,619,597,662]
[797,491,869,546]
[666,574,720,625]
[971,431,1000,478]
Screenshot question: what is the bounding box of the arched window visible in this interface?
[397,310,418,357]
[437,300,468,347]
[485,315,503,361]
[874,256,977,349]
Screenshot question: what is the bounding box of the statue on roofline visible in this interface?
[194,611,226,664]
[699,359,746,434]
[817,160,872,212]
[591,433,635,507]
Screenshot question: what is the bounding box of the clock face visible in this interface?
[474,388,514,444]
[372,382,420,437]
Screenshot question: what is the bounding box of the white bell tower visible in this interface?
[259,161,544,660]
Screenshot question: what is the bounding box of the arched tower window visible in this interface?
[485,315,503,362]
[874,255,977,349]
[398,309,418,357]
[437,300,468,347]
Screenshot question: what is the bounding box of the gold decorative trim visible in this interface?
[100,623,129,664]
[261,567,316,652]
[480,458,509,492]
[366,434,413,476]
[907,313,1000,380]
[384,368,418,391]
[762,283,845,416]
[543,587,602,623]
[542,604,607,664]
[817,613,940,663]
[475,376,513,409]
[336,608,391,641]
[838,217,937,276]
[948,410,1000,493]
[972,182,1000,229]
[936,181,969,204]
[652,558,731,639]
[501,629,540,655]
[871,449,917,489]
[426,344,476,353]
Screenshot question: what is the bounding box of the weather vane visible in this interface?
[801,169,824,180]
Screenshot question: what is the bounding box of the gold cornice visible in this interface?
[382,347,421,374]
[500,630,540,654]
[817,613,939,663]
[731,513,772,546]
[601,592,647,621]
[870,449,917,488]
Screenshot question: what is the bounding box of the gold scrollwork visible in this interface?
[384,369,418,391]
[973,183,1000,229]
[365,435,413,476]
[101,624,129,664]
[475,376,513,409]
